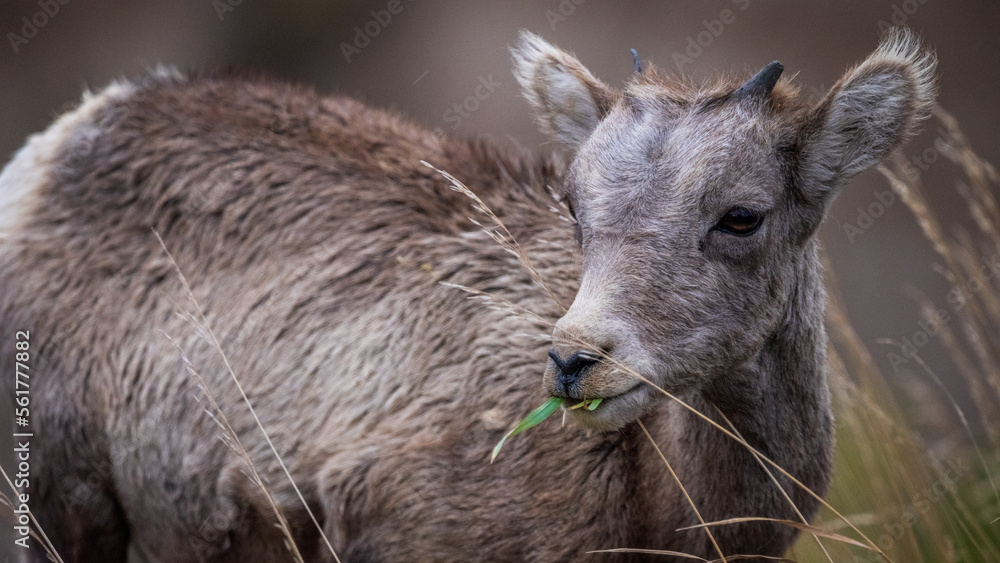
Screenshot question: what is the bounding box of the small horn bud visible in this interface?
[630,48,642,74]
[735,60,783,99]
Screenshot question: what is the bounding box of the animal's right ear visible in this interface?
[512,31,616,148]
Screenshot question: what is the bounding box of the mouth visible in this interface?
[556,383,648,430]
[558,383,642,408]
[543,347,655,430]
[552,381,643,411]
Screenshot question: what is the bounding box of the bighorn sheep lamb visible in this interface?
[0,29,935,561]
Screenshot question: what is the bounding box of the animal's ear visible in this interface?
[512,31,617,148]
[799,28,936,203]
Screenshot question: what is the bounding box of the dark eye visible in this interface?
[561,197,584,245]
[565,198,577,220]
[715,206,763,236]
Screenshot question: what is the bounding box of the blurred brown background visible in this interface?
[0,0,998,557]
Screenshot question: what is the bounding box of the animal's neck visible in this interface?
[634,242,833,555]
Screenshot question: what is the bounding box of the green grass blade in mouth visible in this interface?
[491,397,565,463]
[568,397,603,411]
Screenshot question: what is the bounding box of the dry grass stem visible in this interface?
[714,407,834,562]
[0,463,64,562]
[589,549,799,562]
[422,160,567,314]
[907,351,1000,510]
[637,420,728,562]
[587,547,709,559]
[153,229,341,563]
[163,333,305,563]
[678,518,872,550]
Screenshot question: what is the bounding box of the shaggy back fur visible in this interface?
[0,29,934,562]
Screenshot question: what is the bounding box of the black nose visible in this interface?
[549,349,600,397]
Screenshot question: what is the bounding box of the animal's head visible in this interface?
[512,29,936,430]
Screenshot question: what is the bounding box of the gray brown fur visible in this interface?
[0,29,935,562]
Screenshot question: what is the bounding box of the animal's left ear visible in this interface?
[799,28,937,203]
[511,31,617,148]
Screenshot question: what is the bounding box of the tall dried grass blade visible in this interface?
[638,420,728,563]
[907,351,1000,511]
[916,292,1000,444]
[591,548,800,562]
[153,229,341,563]
[422,160,567,314]
[678,518,872,550]
[714,407,834,562]
[0,464,65,563]
[163,333,305,563]
[587,548,708,559]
